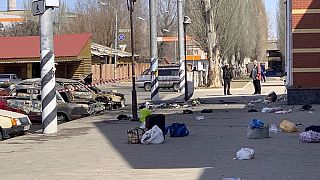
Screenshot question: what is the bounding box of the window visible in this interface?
[0,75,10,79]
[142,69,150,75]
[159,69,171,76]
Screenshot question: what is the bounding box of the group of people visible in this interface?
[222,60,266,95]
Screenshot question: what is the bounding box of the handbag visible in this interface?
[127,127,147,144]
[167,123,189,137]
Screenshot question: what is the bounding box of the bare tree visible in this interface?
[1,0,69,36]
[186,0,268,86]
[277,0,286,58]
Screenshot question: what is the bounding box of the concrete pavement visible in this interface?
[1,79,320,180]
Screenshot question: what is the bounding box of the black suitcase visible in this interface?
[146,114,166,136]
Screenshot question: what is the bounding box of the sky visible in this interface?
[0,0,279,38]
[265,0,279,39]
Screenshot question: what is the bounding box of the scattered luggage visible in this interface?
[166,123,189,137]
[146,114,166,136]
[127,127,148,144]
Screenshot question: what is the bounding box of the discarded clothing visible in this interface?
[117,114,131,120]
[261,107,282,113]
[299,130,320,143]
[248,109,258,112]
[299,104,312,111]
[305,126,320,133]
[183,109,193,114]
[265,91,277,102]
[201,109,213,113]
[250,99,263,104]
[274,109,292,114]
[139,108,152,123]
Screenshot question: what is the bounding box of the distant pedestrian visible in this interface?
[223,63,233,95]
[261,63,266,82]
[250,60,261,94]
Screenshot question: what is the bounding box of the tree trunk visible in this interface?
[206,0,221,88]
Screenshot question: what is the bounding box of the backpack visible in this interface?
[166,123,189,137]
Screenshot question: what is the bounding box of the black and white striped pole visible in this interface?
[33,0,59,134]
[177,0,185,93]
[150,0,159,102]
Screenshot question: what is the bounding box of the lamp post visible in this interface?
[183,16,191,101]
[127,0,138,121]
[99,1,118,79]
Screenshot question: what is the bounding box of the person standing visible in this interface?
[250,60,261,94]
[261,63,266,82]
[223,63,233,95]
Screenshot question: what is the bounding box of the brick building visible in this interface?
[287,0,320,104]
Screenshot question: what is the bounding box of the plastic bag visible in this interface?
[235,148,255,160]
[269,124,279,133]
[280,120,298,133]
[249,119,264,129]
[247,124,270,139]
[141,125,164,145]
[139,108,152,123]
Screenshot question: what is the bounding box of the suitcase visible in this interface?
[146,114,166,136]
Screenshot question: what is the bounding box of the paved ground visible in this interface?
[1,78,320,180]
[98,82,175,105]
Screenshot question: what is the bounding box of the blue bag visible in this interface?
[166,123,189,137]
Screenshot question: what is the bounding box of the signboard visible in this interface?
[119,44,127,51]
[118,34,125,41]
[32,0,45,16]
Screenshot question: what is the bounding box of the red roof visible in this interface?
[0,33,91,59]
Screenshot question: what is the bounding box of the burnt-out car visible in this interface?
[81,74,126,109]
[0,85,96,123]
[18,78,125,109]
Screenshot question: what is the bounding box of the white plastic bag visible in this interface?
[235,148,255,160]
[141,125,164,145]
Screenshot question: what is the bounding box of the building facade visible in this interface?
[287,0,320,104]
[0,33,92,80]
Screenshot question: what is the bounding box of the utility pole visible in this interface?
[177,0,185,93]
[127,0,138,121]
[114,11,118,79]
[33,0,59,134]
[150,0,159,102]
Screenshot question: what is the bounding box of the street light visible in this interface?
[98,1,118,79]
[183,16,191,101]
[127,0,139,121]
